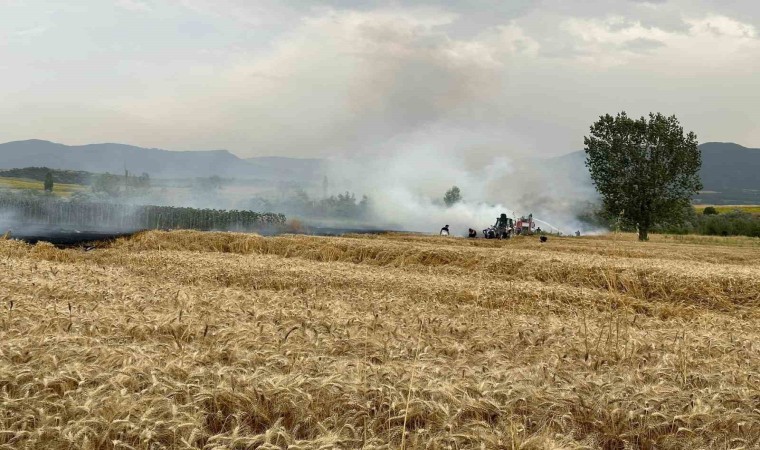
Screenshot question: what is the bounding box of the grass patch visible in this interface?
[0,176,86,196]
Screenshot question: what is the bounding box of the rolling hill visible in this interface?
[0,139,756,203]
[695,142,760,204]
[0,139,323,182]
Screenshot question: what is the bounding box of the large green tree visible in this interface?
[584,112,702,241]
[443,186,462,207]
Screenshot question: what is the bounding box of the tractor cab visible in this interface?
[495,213,513,229]
[484,213,513,239]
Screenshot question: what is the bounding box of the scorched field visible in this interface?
[1,231,759,449]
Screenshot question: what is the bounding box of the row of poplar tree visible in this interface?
[0,193,285,231]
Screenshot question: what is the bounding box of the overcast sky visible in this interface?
[1,0,758,158]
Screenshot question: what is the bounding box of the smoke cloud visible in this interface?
[221,8,598,235]
[324,125,598,235]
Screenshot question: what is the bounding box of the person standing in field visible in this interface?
[440,225,450,236]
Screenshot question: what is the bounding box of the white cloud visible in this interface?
[548,12,759,69]
[687,15,756,38]
[561,16,671,46]
[114,0,153,13]
[14,26,47,36]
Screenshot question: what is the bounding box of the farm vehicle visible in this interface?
[482,213,536,239]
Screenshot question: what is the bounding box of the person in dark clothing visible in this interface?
[468,228,477,238]
[440,225,450,236]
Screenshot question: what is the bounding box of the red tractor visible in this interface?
[482,213,537,239]
[514,213,536,235]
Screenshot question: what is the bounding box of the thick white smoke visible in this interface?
[325,127,598,235]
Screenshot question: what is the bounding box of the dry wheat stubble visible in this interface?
[0,231,759,449]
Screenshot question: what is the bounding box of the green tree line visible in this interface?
[578,205,760,238]
[0,167,94,185]
[653,208,760,237]
[0,192,285,231]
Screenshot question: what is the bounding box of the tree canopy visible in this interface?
[443,186,462,207]
[584,112,702,241]
[92,173,122,196]
[43,172,54,193]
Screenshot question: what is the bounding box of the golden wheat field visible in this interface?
[1,230,759,449]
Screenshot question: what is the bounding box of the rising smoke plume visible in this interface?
[324,124,598,235]
[268,9,600,235]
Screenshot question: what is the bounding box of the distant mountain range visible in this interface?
[696,142,760,204]
[0,139,757,203]
[0,139,324,181]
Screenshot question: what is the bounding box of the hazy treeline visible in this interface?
[578,205,760,237]
[0,192,285,231]
[654,209,760,237]
[90,171,151,196]
[0,167,94,185]
[248,190,371,221]
[0,166,154,196]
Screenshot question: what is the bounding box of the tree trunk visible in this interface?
[638,226,649,241]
